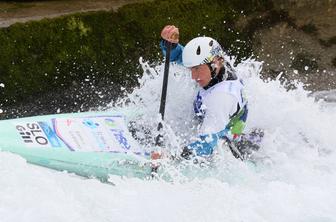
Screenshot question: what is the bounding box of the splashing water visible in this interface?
[1,57,335,222]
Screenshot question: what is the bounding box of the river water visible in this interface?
[0,57,335,222]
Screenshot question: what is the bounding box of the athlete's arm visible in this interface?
[160,40,184,64]
[160,25,183,64]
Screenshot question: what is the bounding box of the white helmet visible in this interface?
[182,37,224,68]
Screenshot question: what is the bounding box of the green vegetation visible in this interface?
[0,0,274,109]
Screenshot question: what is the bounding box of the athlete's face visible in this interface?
[191,64,212,87]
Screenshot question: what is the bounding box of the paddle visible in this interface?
[155,41,172,147]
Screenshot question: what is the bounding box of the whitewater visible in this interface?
[1,57,336,222]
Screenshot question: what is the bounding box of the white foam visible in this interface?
[1,58,335,222]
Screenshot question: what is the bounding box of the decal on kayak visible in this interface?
[14,115,140,153]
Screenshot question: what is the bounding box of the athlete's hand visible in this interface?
[151,150,162,160]
[161,25,179,44]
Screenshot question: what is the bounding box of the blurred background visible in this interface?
[0,0,335,118]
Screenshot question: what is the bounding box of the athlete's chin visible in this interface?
[198,81,209,87]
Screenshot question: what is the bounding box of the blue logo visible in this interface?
[82,119,99,129]
[193,92,205,119]
[110,129,131,150]
[38,121,61,147]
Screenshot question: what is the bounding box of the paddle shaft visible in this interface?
[155,41,172,146]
